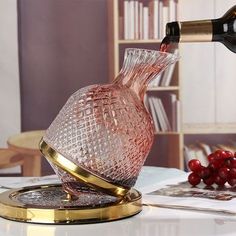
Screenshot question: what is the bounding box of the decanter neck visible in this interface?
[114,49,178,100]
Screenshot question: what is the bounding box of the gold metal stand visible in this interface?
[0,139,142,224]
[39,139,129,197]
[0,184,142,224]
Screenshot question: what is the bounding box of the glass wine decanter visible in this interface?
[40,48,178,197]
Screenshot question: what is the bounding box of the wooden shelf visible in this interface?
[118,39,162,44]
[154,132,180,135]
[183,123,236,134]
[154,123,236,135]
[147,86,179,91]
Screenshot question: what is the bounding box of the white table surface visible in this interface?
[0,166,236,236]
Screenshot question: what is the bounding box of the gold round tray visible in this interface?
[0,184,142,224]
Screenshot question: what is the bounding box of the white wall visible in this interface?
[179,0,236,124]
[0,0,21,147]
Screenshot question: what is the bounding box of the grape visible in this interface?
[198,167,211,179]
[228,178,236,187]
[207,153,216,163]
[208,160,223,171]
[224,158,232,168]
[225,151,233,158]
[188,173,201,186]
[188,159,202,173]
[230,158,236,168]
[218,167,230,180]
[214,175,226,186]
[203,176,215,186]
[220,150,230,159]
[214,150,226,160]
[188,150,236,188]
[229,168,236,178]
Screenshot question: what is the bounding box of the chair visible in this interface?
[7,130,45,176]
[0,149,24,176]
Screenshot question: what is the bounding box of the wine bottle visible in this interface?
[163,5,236,53]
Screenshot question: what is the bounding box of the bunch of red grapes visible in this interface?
[188,150,236,187]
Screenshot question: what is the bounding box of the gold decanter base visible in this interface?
[0,184,142,224]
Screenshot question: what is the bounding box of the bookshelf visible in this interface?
[107,0,236,170]
[107,0,184,169]
[148,86,179,91]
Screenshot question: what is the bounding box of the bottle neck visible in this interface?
[179,20,213,42]
[166,20,213,43]
[166,18,236,43]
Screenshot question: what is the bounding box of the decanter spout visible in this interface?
[114,48,178,99]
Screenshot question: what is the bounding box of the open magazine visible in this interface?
[140,173,236,215]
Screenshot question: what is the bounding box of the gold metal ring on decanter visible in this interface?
[39,139,130,197]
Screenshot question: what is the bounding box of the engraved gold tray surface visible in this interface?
[0,184,142,224]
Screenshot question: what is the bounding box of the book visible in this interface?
[144,94,149,110]
[139,2,143,39]
[198,142,212,156]
[143,6,149,39]
[149,0,161,39]
[211,146,220,152]
[184,144,209,169]
[153,0,159,39]
[162,0,169,39]
[194,146,209,167]
[150,96,171,132]
[160,49,178,86]
[175,99,180,132]
[217,144,236,153]
[124,0,129,39]
[168,0,176,21]
[134,0,139,39]
[160,63,176,86]
[158,0,163,39]
[183,145,196,170]
[149,97,166,131]
[148,73,162,87]
[130,0,135,39]
[157,97,171,131]
[148,0,154,39]
[148,97,160,132]
[158,93,178,131]
[119,16,124,39]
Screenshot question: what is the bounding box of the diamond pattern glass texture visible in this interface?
[43,48,178,195]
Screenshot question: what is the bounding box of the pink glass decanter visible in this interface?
[40,48,178,197]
